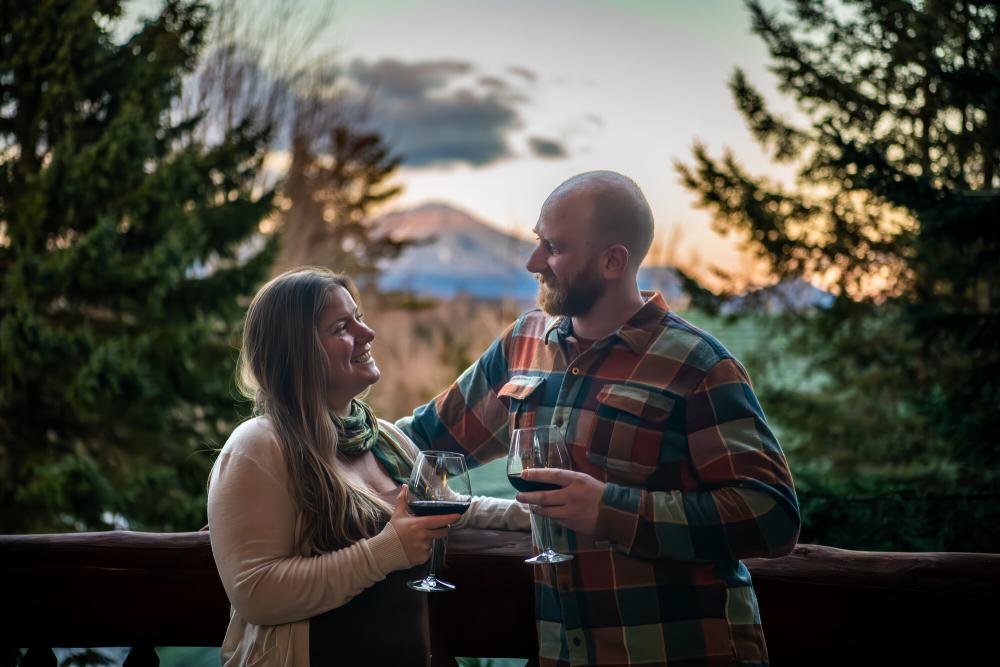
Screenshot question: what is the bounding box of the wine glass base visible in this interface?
[407,578,456,592]
[525,551,573,565]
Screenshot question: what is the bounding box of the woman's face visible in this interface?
[318,286,380,415]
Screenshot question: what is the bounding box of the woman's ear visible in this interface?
[601,244,630,278]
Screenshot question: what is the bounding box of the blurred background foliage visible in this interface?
[677,0,1000,552]
[1,0,997,561]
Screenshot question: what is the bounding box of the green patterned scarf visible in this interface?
[332,400,413,485]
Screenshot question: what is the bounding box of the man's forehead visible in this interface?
[535,189,595,237]
[533,216,575,240]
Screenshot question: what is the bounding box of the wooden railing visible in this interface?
[2,530,997,666]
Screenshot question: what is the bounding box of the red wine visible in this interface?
[408,500,471,516]
[508,474,561,493]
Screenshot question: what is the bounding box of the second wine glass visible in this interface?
[406,451,472,592]
[508,425,574,564]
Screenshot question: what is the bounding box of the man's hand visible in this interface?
[516,468,606,536]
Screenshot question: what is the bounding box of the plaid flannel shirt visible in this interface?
[398,292,800,666]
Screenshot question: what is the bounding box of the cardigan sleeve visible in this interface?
[207,419,412,626]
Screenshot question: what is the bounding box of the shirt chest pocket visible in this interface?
[587,383,674,480]
[497,375,546,430]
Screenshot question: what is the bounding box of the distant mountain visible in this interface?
[720,278,835,315]
[373,202,691,304]
[373,203,538,300]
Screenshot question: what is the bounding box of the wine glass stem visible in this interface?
[541,516,555,553]
[426,537,444,581]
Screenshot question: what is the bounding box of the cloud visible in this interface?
[343,57,529,167]
[188,50,585,169]
[380,89,521,166]
[478,76,509,92]
[528,137,568,159]
[506,66,538,82]
[347,59,471,100]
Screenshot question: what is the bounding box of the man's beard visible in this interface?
[536,266,605,316]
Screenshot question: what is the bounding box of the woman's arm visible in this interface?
[207,420,412,626]
[460,495,531,531]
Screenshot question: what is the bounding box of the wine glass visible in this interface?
[507,425,574,564]
[406,451,472,592]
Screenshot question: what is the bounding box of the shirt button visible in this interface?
[573,637,581,647]
[570,367,581,375]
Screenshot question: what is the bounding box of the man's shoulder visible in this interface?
[644,311,736,373]
[507,308,557,340]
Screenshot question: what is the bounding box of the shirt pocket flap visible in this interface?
[596,384,674,422]
[498,375,546,401]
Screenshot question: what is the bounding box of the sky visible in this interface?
[126,0,800,289]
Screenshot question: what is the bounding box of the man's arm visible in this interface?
[522,357,800,561]
[396,323,515,466]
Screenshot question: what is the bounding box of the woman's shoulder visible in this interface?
[210,416,288,494]
[223,416,284,463]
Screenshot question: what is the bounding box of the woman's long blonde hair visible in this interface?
[237,267,391,554]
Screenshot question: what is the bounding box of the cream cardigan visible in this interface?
[207,416,529,667]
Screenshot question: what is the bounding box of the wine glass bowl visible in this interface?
[406,451,471,592]
[507,425,574,564]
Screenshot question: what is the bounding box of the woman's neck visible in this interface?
[329,399,353,418]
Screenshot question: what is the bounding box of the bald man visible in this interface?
[399,171,800,667]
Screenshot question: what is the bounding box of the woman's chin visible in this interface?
[357,364,381,389]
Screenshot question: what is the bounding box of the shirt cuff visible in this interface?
[595,483,643,551]
[367,521,412,574]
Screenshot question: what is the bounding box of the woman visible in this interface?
[207,268,528,666]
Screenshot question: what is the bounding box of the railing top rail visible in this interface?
[2,530,998,662]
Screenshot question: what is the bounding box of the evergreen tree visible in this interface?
[0,0,275,532]
[678,0,999,550]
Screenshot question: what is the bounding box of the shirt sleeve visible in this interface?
[207,426,411,626]
[594,357,800,561]
[396,321,516,466]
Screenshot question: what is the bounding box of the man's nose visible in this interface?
[526,245,546,274]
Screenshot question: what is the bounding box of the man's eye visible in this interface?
[356,311,365,321]
[547,242,558,254]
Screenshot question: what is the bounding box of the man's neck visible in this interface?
[570,283,646,340]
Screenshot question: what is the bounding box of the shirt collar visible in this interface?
[542,291,670,353]
[542,315,566,344]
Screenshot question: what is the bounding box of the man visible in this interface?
[398,171,800,666]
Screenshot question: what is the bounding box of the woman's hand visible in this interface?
[388,485,460,565]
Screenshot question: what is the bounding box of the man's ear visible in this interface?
[601,244,630,278]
